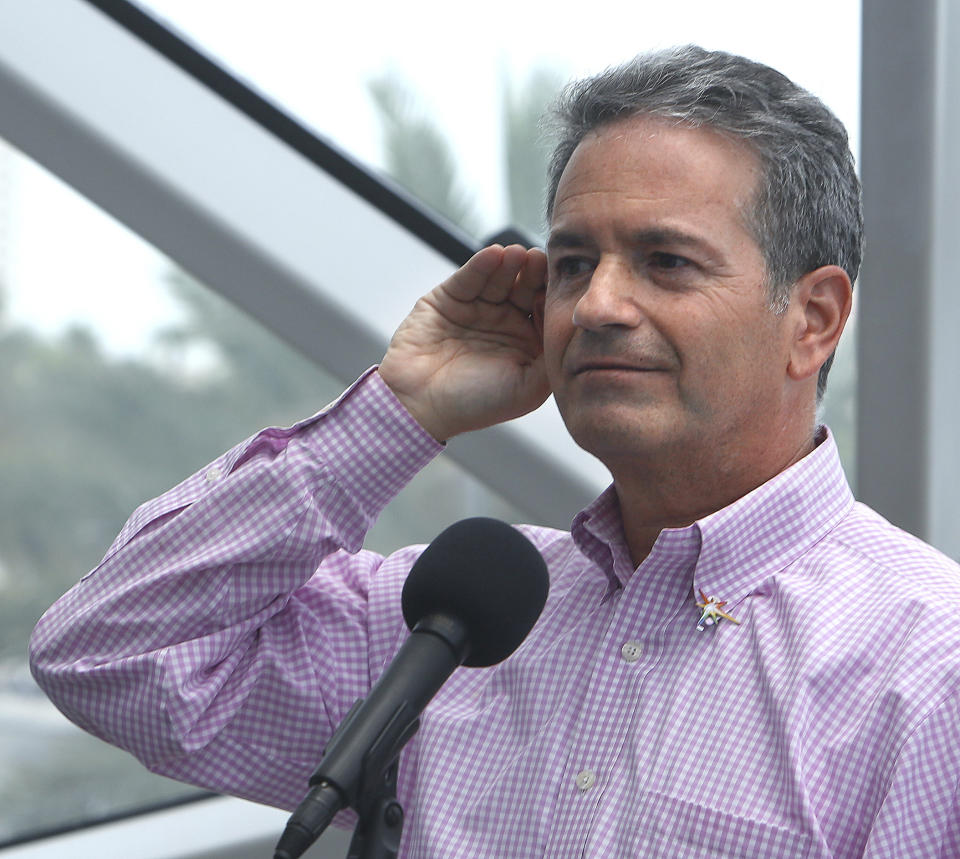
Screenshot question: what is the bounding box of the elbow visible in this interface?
[28,605,68,697]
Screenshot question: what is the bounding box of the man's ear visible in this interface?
[786,265,853,384]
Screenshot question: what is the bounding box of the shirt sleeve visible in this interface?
[863,694,960,858]
[28,368,444,811]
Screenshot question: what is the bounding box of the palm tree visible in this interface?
[369,68,564,243]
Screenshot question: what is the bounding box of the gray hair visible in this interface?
[545,45,863,400]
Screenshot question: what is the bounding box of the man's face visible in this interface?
[540,116,797,474]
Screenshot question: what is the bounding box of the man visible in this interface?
[30,46,960,857]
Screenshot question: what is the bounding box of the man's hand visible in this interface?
[379,244,549,442]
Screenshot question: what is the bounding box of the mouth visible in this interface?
[572,362,666,375]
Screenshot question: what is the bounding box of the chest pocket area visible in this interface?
[631,792,816,858]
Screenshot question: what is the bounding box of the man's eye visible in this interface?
[648,252,690,270]
[554,257,592,278]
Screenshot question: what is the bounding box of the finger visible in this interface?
[474,244,529,304]
[439,245,507,302]
[509,249,548,313]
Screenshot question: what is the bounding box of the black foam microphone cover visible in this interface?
[401,517,549,667]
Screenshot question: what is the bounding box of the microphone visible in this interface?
[274,517,549,859]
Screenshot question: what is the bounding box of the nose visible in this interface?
[571,258,644,331]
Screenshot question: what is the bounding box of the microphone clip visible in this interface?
[335,698,419,858]
[274,695,418,859]
[345,757,404,859]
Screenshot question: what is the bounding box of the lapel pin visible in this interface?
[696,589,741,631]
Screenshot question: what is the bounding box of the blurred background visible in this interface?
[4,0,942,855]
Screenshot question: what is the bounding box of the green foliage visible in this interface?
[0,75,566,659]
[0,263,523,661]
[0,272,341,659]
[504,69,564,240]
[0,261,521,843]
[369,73,478,233]
[368,67,563,241]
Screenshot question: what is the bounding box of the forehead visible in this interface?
[551,115,761,231]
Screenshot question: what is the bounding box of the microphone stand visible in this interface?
[273,695,419,859]
[276,616,461,858]
[345,758,404,859]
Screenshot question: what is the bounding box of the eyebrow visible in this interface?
[547,226,717,255]
[546,227,725,263]
[545,230,592,253]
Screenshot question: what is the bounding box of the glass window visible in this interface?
[0,135,522,844]
[137,0,862,474]
[1,0,863,844]
[139,0,861,238]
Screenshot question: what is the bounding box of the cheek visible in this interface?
[683,320,785,405]
[540,304,573,364]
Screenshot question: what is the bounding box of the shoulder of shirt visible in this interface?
[509,523,585,577]
[513,523,576,553]
[772,501,960,741]
[830,500,960,576]
[794,500,960,630]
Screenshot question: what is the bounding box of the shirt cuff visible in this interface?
[291,367,444,521]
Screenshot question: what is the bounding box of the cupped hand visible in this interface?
[378,244,550,441]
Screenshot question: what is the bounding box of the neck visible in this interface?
[610,427,817,568]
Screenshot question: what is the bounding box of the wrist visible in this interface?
[376,368,451,443]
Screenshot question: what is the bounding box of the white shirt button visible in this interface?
[575,770,596,791]
[620,641,643,662]
[205,465,223,483]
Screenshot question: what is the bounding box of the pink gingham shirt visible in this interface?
[31,370,960,857]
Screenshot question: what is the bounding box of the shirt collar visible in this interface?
[571,428,854,607]
[691,426,853,609]
[571,485,632,592]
